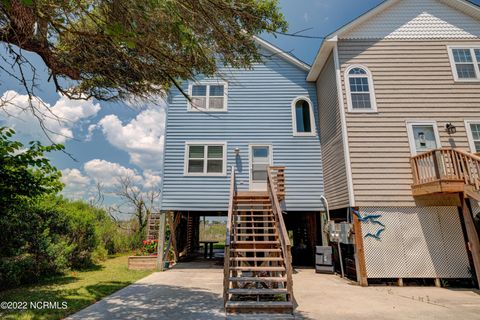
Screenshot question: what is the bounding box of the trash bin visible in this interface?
[316,246,334,274]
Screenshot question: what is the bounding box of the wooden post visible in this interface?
[352,209,368,287]
[156,211,167,271]
[435,278,442,288]
[397,278,404,287]
[460,194,480,289]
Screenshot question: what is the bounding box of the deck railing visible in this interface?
[411,148,480,192]
[223,166,236,305]
[267,166,293,301]
[269,166,286,201]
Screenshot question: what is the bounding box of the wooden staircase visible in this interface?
[224,166,294,315]
[146,212,161,241]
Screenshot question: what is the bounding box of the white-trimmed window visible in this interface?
[448,46,480,81]
[188,82,228,111]
[465,120,480,153]
[406,121,441,155]
[291,96,316,136]
[184,142,226,175]
[345,65,377,112]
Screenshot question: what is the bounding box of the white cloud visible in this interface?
[143,169,162,189]
[61,168,91,198]
[84,159,143,188]
[83,159,161,189]
[96,105,165,170]
[0,90,101,143]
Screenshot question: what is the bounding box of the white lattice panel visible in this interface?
[359,207,470,279]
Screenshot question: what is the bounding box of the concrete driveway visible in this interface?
[68,261,480,320]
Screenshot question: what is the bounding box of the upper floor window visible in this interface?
[448,47,480,81]
[465,120,480,153]
[184,142,226,176]
[188,82,228,111]
[291,97,316,136]
[345,65,377,112]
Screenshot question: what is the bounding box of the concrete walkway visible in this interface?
[69,261,480,320]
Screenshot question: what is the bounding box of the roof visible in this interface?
[306,0,480,81]
[253,36,311,72]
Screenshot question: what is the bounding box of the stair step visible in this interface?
[237,215,274,218]
[235,209,272,212]
[235,227,276,230]
[226,301,294,316]
[232,241,279,245]
[228,288,288,295]
[230,257,284,262]
[230,266,286,272]
[233,233,277,237]
[235,221,274,225]
[229,276,287,282]
[231,248,282,253]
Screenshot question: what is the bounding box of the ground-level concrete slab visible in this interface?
[68,261,480,320]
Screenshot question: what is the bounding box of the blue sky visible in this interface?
[1,0,479,202]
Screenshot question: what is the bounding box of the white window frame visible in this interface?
[187,81,228,112]
[184,141,227,176]
[447,45,480,82]
[345,64,377,113]
[406,120,442,155]
[465,120,480,153]
[291,96,317,137]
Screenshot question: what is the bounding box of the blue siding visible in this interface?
[162,52,324,212]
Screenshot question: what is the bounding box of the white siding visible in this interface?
[343,0,480,40]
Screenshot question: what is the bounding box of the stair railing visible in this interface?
[411,148,480,192]
[269,166,286,201]
[267,166,293,301]
[223,165,236,306]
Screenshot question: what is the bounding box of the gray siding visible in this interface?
[162,53,324,212]
[338,39,480,207]
[316,53,350,210]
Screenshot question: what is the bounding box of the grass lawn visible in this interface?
[0,255,154,320]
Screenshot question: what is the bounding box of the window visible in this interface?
[345,65,377,112]
[188,82,227,111]
[185,142,226,175]
[448,47,480,81]
[291,97,316,136]
[465,120,480,153]
[406,121,441,155]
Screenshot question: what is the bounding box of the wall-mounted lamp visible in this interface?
[418,132,426,147]
[234,147,240,155]
[446,123,457,135]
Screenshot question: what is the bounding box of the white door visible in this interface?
[407,122,441,155]
[249,145,272,191]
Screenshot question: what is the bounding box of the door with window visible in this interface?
[249,145,272,191]
[407,122,440,155]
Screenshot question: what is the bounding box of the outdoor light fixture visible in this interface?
[446,123,457,135]
[234,147,240,155]
[418,132,426,147]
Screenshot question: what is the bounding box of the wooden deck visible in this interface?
[410,148,480,200]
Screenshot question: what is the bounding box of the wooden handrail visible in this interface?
[411,148,480,192]
[267,166,293,300]
[223,166,235,306]
[269,166,286,201]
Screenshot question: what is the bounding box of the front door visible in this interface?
[249,145,272,191]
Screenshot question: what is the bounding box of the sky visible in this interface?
[1,0,479,204]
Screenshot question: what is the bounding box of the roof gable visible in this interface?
[254,36,310,72]
[343,0,480,39]
[307,0,480,81]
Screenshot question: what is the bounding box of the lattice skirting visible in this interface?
[359,206,471,279]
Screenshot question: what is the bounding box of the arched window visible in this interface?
[345,65,377,112]
[292,97,316,136]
